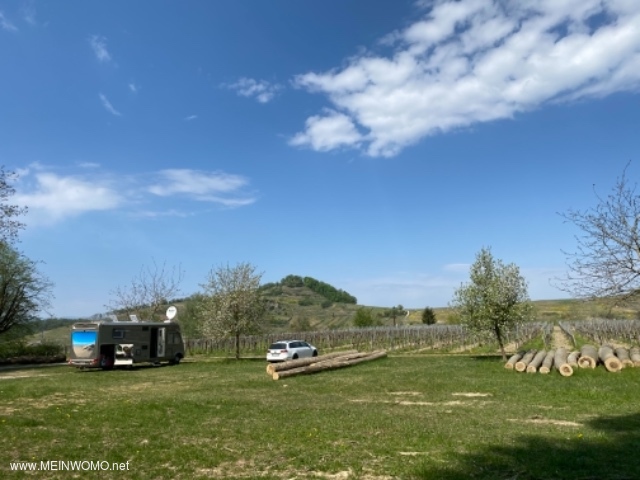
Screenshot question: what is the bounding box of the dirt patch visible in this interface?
[389,391,421,396]
[0,371,52,380]
[508,416,582,427]
[452,392,492,397]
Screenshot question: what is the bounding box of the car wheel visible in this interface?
[292,354,299,360]
[312,350,318,357]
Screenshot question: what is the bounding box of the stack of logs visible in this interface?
[505,345,640,376]
[266,350,387,380]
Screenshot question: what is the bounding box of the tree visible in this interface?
[0,166,27,245]
[353,307,377,327]
[450,247,533,361]
[383,305,406,326]
[422,306,437,325]
[558,164,640,306]
[197,262,266,359]
[108,259,184,321]
[0,242,53,335]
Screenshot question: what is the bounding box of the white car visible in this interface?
[267,340,318,362]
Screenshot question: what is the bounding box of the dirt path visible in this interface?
[551,325,574,350]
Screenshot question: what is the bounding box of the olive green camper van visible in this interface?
[69,318,185,369]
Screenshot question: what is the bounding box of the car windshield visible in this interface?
[269,343,287,350]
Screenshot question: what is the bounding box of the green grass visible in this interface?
[2,356,640,479]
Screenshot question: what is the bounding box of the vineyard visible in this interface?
[184,322,550,356]
[560,319,640,347]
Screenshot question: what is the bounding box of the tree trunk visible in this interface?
[505,351,524,370]
[630,346,640,367]
[566,350,580,367]
[553,347,573,377]
[598,345,622,372]
[578,345,598,369]
[235,332,240,360]
[272,350,387,380]
[614,347,634,368]
[539,350,555,374]
[526,350,547,373]
[495,325,506,361]
[515,349,537,372]
[266,350,359,375]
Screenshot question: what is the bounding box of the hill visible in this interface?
[20,277,640,344]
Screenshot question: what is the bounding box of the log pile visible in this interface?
[505,344,640,375]
[267,350,387,380]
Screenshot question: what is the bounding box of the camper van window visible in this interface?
[142,326,149,331]
[112,329,125,339]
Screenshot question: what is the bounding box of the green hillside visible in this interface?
[21,276,640,345]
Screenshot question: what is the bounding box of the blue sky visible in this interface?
[2,0,640,318]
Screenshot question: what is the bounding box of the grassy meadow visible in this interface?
[2,355,640,479]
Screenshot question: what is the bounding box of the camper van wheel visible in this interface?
[171,354,182,365]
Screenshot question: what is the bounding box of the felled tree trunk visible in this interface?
[266,350,358,375]
[630,346,640,367]
[566,350,580,367]
[578,345,598,369]
[505,351,524,370]
[599,345,622,372]
[515,350,537,372]
[554,347,573,377]
[526,350,547,373]
[614,347,634,368]
[272,350,387,380]
[539,350,555,374]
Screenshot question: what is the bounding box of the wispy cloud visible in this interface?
[184,115,198,121]
[14,172,123,225]
[292,0,640,157]
[0,11,18,32]
[14,166,258,226]
[99,93,121,116]
[148,169,256,207]
[128,82,138,93]
[89,35,112,63]
[21,2,37,26]
[225,77,282,103]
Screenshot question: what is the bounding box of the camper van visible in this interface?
[68,318,185,369]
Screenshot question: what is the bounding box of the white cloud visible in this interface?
[99,93,121,116]
[148,169,256,207]
[89,35,112,63]
[184,115,198,121]
[292,0,640,157]
[14,172,123,225]
[226,77,281,103]
[0,11,18,32]
[289,110,363,152]
[128,83,139,93]
[13,167,257,226]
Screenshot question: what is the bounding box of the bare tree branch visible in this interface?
[558,162,640,306]
[107,259,184,321]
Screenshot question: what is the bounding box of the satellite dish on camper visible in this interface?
[166,306,178,320]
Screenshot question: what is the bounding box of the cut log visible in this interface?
[539,350,555,374]
[272,350,387,380]
[505,351,524,370]
[553,347,573,377]
[266,350,358,375]
[630,346,640,367]
[566,350,580,367]
[515,349,537,372]
[599,345,622,372]
[526,350,547,373]
[578,345,598,369]
[614,347,634,368]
